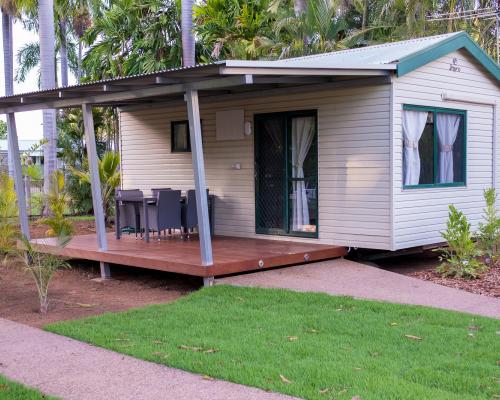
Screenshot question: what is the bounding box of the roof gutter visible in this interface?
[0,74,253,115]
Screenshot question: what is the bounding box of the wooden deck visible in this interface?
[31,233,347,277]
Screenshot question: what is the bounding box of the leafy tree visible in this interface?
[57,107,115,214]
[195,0,277,60]
[0,120,7,139]
[82,0,182,80]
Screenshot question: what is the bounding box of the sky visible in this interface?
[0,20,75,140]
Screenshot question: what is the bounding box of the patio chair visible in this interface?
[146,190,182,239]
[181,189,210,238]
[151,188,172,197]
[116,189,143,237]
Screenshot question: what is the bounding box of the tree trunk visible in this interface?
[181,0,195,67]
[60,20,69,87]
[39,0,58,195]
[77,41,83,82]
[362,0,369,30]
[294,0,307,17]
[2,11,14,176]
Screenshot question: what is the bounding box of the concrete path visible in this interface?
[219,258,500,319]
[0,318,297,400]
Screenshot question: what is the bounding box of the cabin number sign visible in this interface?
[449,58,461,73]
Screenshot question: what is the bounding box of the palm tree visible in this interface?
[181,0,195,66]
[38,0,58,194]
[71,151,120,224]
[1,0,17,175]
[272,0,361,58]
[195,0,276,60]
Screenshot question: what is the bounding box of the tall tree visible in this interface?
[55,0,70,86]
[181,0,195,66]
[1,0,16,175]
[38,0,58,193]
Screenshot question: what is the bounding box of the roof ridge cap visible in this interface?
[278,32,463,64]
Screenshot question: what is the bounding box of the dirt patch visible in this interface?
[0,261,200,328]
[1,218,200,328]
[376,250,499,298]
[30,218,107,239]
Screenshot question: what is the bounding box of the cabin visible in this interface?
[1,31,498,284]
[117,31,499,251]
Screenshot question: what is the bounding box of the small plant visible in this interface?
[0,173,19,262]
[476,188,500,261]
[38,171,74,246]
[21,171,73,313]
[436,205,486,279]
[21,238,71,313]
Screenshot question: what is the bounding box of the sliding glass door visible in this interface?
[255,111,318,238]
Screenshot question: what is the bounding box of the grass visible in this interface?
[0,375,56,400]
[46,286,500,400]
[67,215,94,222]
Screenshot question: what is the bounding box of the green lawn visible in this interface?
[0,375,56,400]
[68,215,95,222]
[46,286,499,400]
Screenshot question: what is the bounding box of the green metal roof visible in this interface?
[396,31,500,80]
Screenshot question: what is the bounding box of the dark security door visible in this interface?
[255,111,318,238]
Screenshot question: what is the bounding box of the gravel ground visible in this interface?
[0,318,297,400]
[219,258,500,319]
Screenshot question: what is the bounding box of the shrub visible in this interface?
[38,171,74,246]
[0,173,19,262]
[436,205,486,279]
[477,188,500,261]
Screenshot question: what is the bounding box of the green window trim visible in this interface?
[402,104,467,190]
[254,110,319,239]
[171,120,191,153]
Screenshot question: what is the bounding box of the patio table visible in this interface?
[115,195,216,242]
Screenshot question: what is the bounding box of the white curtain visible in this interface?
[437,113,461,183]
[403,110,429,186]
[291,116,315,231]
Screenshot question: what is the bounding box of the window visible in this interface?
[402,105,466,189]
[171,121,190,152]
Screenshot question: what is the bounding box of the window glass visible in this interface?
[418,113,434,185]
[171,121,190,152]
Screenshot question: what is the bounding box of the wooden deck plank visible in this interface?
[31,233,347,277]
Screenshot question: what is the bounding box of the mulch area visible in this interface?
[0,219,200,328]
[376,250,500,298]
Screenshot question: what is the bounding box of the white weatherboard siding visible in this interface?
[392,50,499,250]
[119,84,392,249]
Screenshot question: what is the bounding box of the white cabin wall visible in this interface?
[119,84,392,249]
[393,49,499,250]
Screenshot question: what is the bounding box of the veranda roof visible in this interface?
[0,31,497,114]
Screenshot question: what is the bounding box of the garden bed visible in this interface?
[376,251,500,298]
